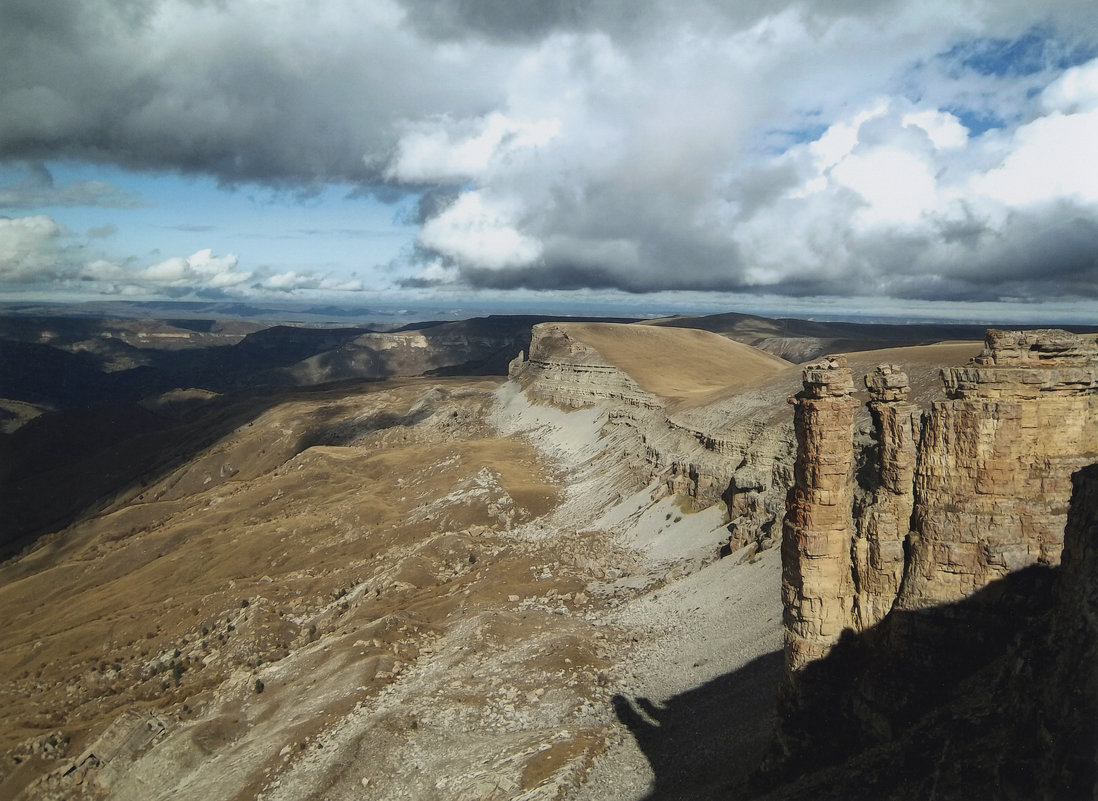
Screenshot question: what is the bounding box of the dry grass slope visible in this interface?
[555,323,794,409]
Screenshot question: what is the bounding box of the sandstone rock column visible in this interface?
[853,364,919,628]
[782,356,858,672]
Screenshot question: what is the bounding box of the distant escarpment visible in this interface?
[517,323,662,412]
[766,329,1098,798]
[512,324,985,563]
[513,322,799,550]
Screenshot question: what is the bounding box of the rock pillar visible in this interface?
[853,364,919,628]
[782,356,858,672]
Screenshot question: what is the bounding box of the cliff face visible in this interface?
[903,329,1098,608]
[769,328,1098,796]
[518,323,662,412]
[781,329,1098,673]
[781,357,859,671]
[759,463,1098,800]
[855,364,918,628]
[514,323,798,541]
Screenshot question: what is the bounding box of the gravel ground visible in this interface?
[494,382,786,801]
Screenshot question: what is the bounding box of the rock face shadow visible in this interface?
[612,650,783,801]
[756,558,1098,800]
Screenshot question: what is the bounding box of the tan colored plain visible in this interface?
[553,322,794,408]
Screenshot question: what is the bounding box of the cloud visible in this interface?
[398,260,461,288]
[393,11,1098,300]
[141,249,250,288]
[418,191,543,270]
[3,0,1098,304]
[0,213,256,296]
[385,112,561,184]
[261,271,365,292]
[0,214,69,281]
[0,0,510,184]
[515,43,1098,299]
[722,75,1098,300]
[0,207,374,299]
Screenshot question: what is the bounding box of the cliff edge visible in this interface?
[767,329,1098,798]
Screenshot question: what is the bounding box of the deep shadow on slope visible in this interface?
[614,568,1095,801]
[0,316,639,411]
[648,312,1098,363]
[2,315,599,556]
[0,327,378,410]
[750,559,1096,800]
[613,650,783,800]
[0,379,388,559]
[617,473,1098,801]
[405,315,642,376]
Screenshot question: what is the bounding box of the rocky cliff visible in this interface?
[904,329,1098,608]
[516,323,662,413]
[512,323,799,543]
[768,329,1098,796]
[781,329,1098,674]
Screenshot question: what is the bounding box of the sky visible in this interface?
[1,0,1097,321]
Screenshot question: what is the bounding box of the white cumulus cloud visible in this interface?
[418,190,543,270]
[142,249,250,288]
[0,215,68,281]
[386,112,561,184]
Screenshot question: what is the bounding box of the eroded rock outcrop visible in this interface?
[854,364,919,629]
[769,328,1098,796]
[902,328,1098,608]
[515,323,799,527]
[782,356,858,671]
[758,461,1098,800]
[781,329,1098,676]
[514,324,662,413]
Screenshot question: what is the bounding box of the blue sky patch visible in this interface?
[761,123,830,155]
[943,106,1005,137]
[943,26,1098,77]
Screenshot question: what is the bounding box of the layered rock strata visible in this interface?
[513,324,799,530]
[853,364,918,628]
[759,462,1098,799]
[514,324,661,412]
[780,328,1098,677]
[781,356,858,671]
[902,328,1098,608]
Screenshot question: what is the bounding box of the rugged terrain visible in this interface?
[1,316,796,801]
[0,313,626,555]
[1,310,1092,800]
[767,329,1098,799]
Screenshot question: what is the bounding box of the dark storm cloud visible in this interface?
[2,0,1098,304]
[411,187,464,226]
[399,0,593,41]
[397,0,790,43]
[938,213,1098,300]
[0,0,504,185]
